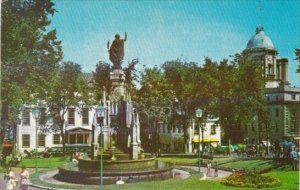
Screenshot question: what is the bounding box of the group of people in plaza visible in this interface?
[242,139,299,170]
[4,166,30,190]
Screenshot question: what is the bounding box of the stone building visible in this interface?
[242,26,300,145]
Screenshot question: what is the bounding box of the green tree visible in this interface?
[43,62,93,155]
[123,58,139,97]
[92,61,112,100]
[1,0,62,145]
[162,60,202,152]
[135,66,174,152]
[216,54,269,144]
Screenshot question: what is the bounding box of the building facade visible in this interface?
[242,26,300,145]
[158,118,221,153]
[16,106,96,154]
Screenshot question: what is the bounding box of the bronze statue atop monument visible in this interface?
[107,32,127,69]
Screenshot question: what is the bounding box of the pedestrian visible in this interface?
[19,166,29,190]
[116,177,125,185]
[6,175,17,190]
[214,162,218,177]
[290,149,299,170]
[206,161,211,177]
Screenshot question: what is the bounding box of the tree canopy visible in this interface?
[1,0,62,144]
[135,55,268,144]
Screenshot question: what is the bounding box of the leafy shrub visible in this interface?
[221,171,281,188]
[212,145,228,154]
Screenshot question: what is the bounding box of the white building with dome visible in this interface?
[243,26,289,89]
[242,26,300,146]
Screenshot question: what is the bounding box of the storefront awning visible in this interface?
[192,135,219,143]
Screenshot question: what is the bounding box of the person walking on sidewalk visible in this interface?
[214,162,218,177]
[6,175,16,190]
[206,161,212,177]
[19,166,29,190]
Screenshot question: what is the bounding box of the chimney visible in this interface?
[279,58,289,84]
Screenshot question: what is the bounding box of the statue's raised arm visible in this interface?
[108,32,127,69]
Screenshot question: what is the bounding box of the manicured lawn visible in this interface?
[157,156,291,174]
[20,157,69,168]
[218,159,292,173]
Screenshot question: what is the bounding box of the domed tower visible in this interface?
[243,26,289,88]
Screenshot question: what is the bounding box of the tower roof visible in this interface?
[246,27,274,50]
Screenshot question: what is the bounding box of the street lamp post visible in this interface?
[32,107,41,173]
[196,108,203,173]
[96,104,106,188]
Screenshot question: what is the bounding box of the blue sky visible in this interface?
[50,0,300,86]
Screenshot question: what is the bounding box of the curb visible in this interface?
[30,183,72,190]
[30,183,56,190]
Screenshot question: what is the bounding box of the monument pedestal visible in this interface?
[131,142,139,160]
[110,69,126,99]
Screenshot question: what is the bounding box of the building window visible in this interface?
[167,125,171,133]
[22,109,30,126]
[38,134,46,147]
[178,126,182,133]
[211,125,216,135]
[82,108,89,125]
[68,108,75,125]
[22,135,30,148]
[268,64,272,74]
[276,96,279,101]
[292,94,296,100]
[67,134,89,144]
[275,124,279,133]
[53,134,60,144]
[275,108,279,117]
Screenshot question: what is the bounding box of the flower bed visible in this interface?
[221,171,281,188]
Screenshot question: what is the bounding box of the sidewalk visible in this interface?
[182,166,232,180]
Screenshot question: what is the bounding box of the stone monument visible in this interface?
[107,32,127,100]
[106,32,140,159]
[57,33,174,185]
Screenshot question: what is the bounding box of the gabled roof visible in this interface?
[66,127,91,133]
